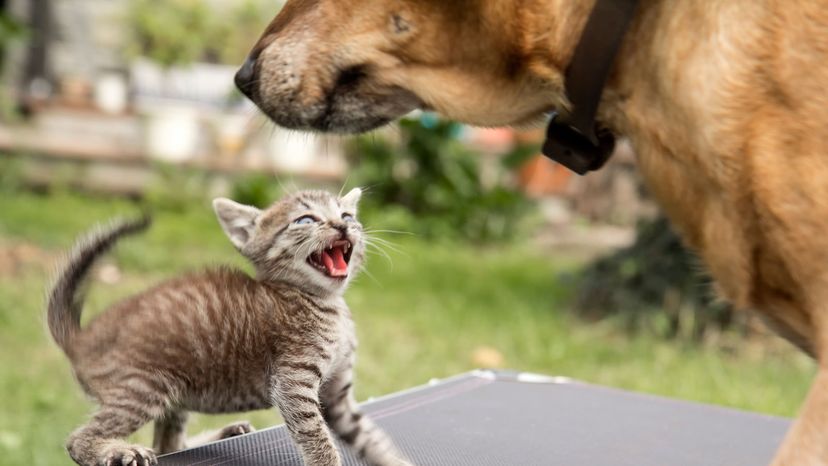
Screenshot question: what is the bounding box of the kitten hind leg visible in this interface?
[152,410,188,454]
[66,401,162,466]
[214,420,255,439]
[185,420,256,448]
[153,410,255,453]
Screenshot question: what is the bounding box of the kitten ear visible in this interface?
[212,198,262,249]
[340,187,362,211]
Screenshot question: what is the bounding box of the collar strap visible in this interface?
[542,0,639,175]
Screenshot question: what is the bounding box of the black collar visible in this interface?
[541,0,640,175]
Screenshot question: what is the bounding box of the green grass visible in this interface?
[0,190,816,465]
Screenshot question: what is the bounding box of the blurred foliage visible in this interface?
[0,12,26,116]
[143,163,212,212]
[500,142,543,171]
[208,0,274,65]
[128,0,214,67]
[0,12,26,57]
[128,0,273,67]
[229,172,283,209]
[575,216,736,340]
[0,156,25,194]
[347,118,534,242]
[147,168,287,213]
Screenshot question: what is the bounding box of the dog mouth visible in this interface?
[307,239,353,279]
[308,79,423,133]
[248,58,422,133]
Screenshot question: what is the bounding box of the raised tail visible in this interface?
[47,215,151,355]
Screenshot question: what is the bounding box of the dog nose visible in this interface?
[234,56,258,98]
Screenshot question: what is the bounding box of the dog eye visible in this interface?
[342,213,355,222]
[294,215,317,225]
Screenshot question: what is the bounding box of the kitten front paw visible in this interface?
[216,421,256,440]
[99,443,157,466]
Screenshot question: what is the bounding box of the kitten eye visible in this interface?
[342,213,356,222]
[294,215,317,225]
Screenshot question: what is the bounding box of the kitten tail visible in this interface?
[46,215,152,357]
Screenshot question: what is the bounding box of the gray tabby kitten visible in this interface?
[48,188,412,466]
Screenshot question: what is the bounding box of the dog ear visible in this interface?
[340,187,362,211]
[213,198,262,250]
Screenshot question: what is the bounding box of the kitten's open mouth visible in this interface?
[307,240,352,279]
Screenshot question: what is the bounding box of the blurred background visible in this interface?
[0,1,815,464]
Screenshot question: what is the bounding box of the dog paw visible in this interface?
[99,443,157,466]
[216,421,255,440]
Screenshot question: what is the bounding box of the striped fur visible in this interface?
[47,189,411,466]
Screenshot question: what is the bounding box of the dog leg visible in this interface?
[771,368,828,466]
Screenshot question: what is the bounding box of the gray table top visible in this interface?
[159,370,790,466]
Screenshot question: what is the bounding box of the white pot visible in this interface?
[145,107,200,163]
[94,73,128,114]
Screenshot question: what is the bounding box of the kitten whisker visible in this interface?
[338,174,352,199]
[363,229,416,236]
[364,236,408,257]
[364,242,395,266]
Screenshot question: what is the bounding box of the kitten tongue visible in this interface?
[322,247,348,277]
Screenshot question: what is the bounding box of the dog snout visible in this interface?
[235,56,258,99]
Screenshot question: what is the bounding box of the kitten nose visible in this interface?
[235,55,258,99]
[332,223,348,235]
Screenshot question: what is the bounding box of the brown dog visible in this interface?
[236,1,828,464]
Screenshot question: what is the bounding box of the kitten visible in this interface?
[47,188,412,466]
